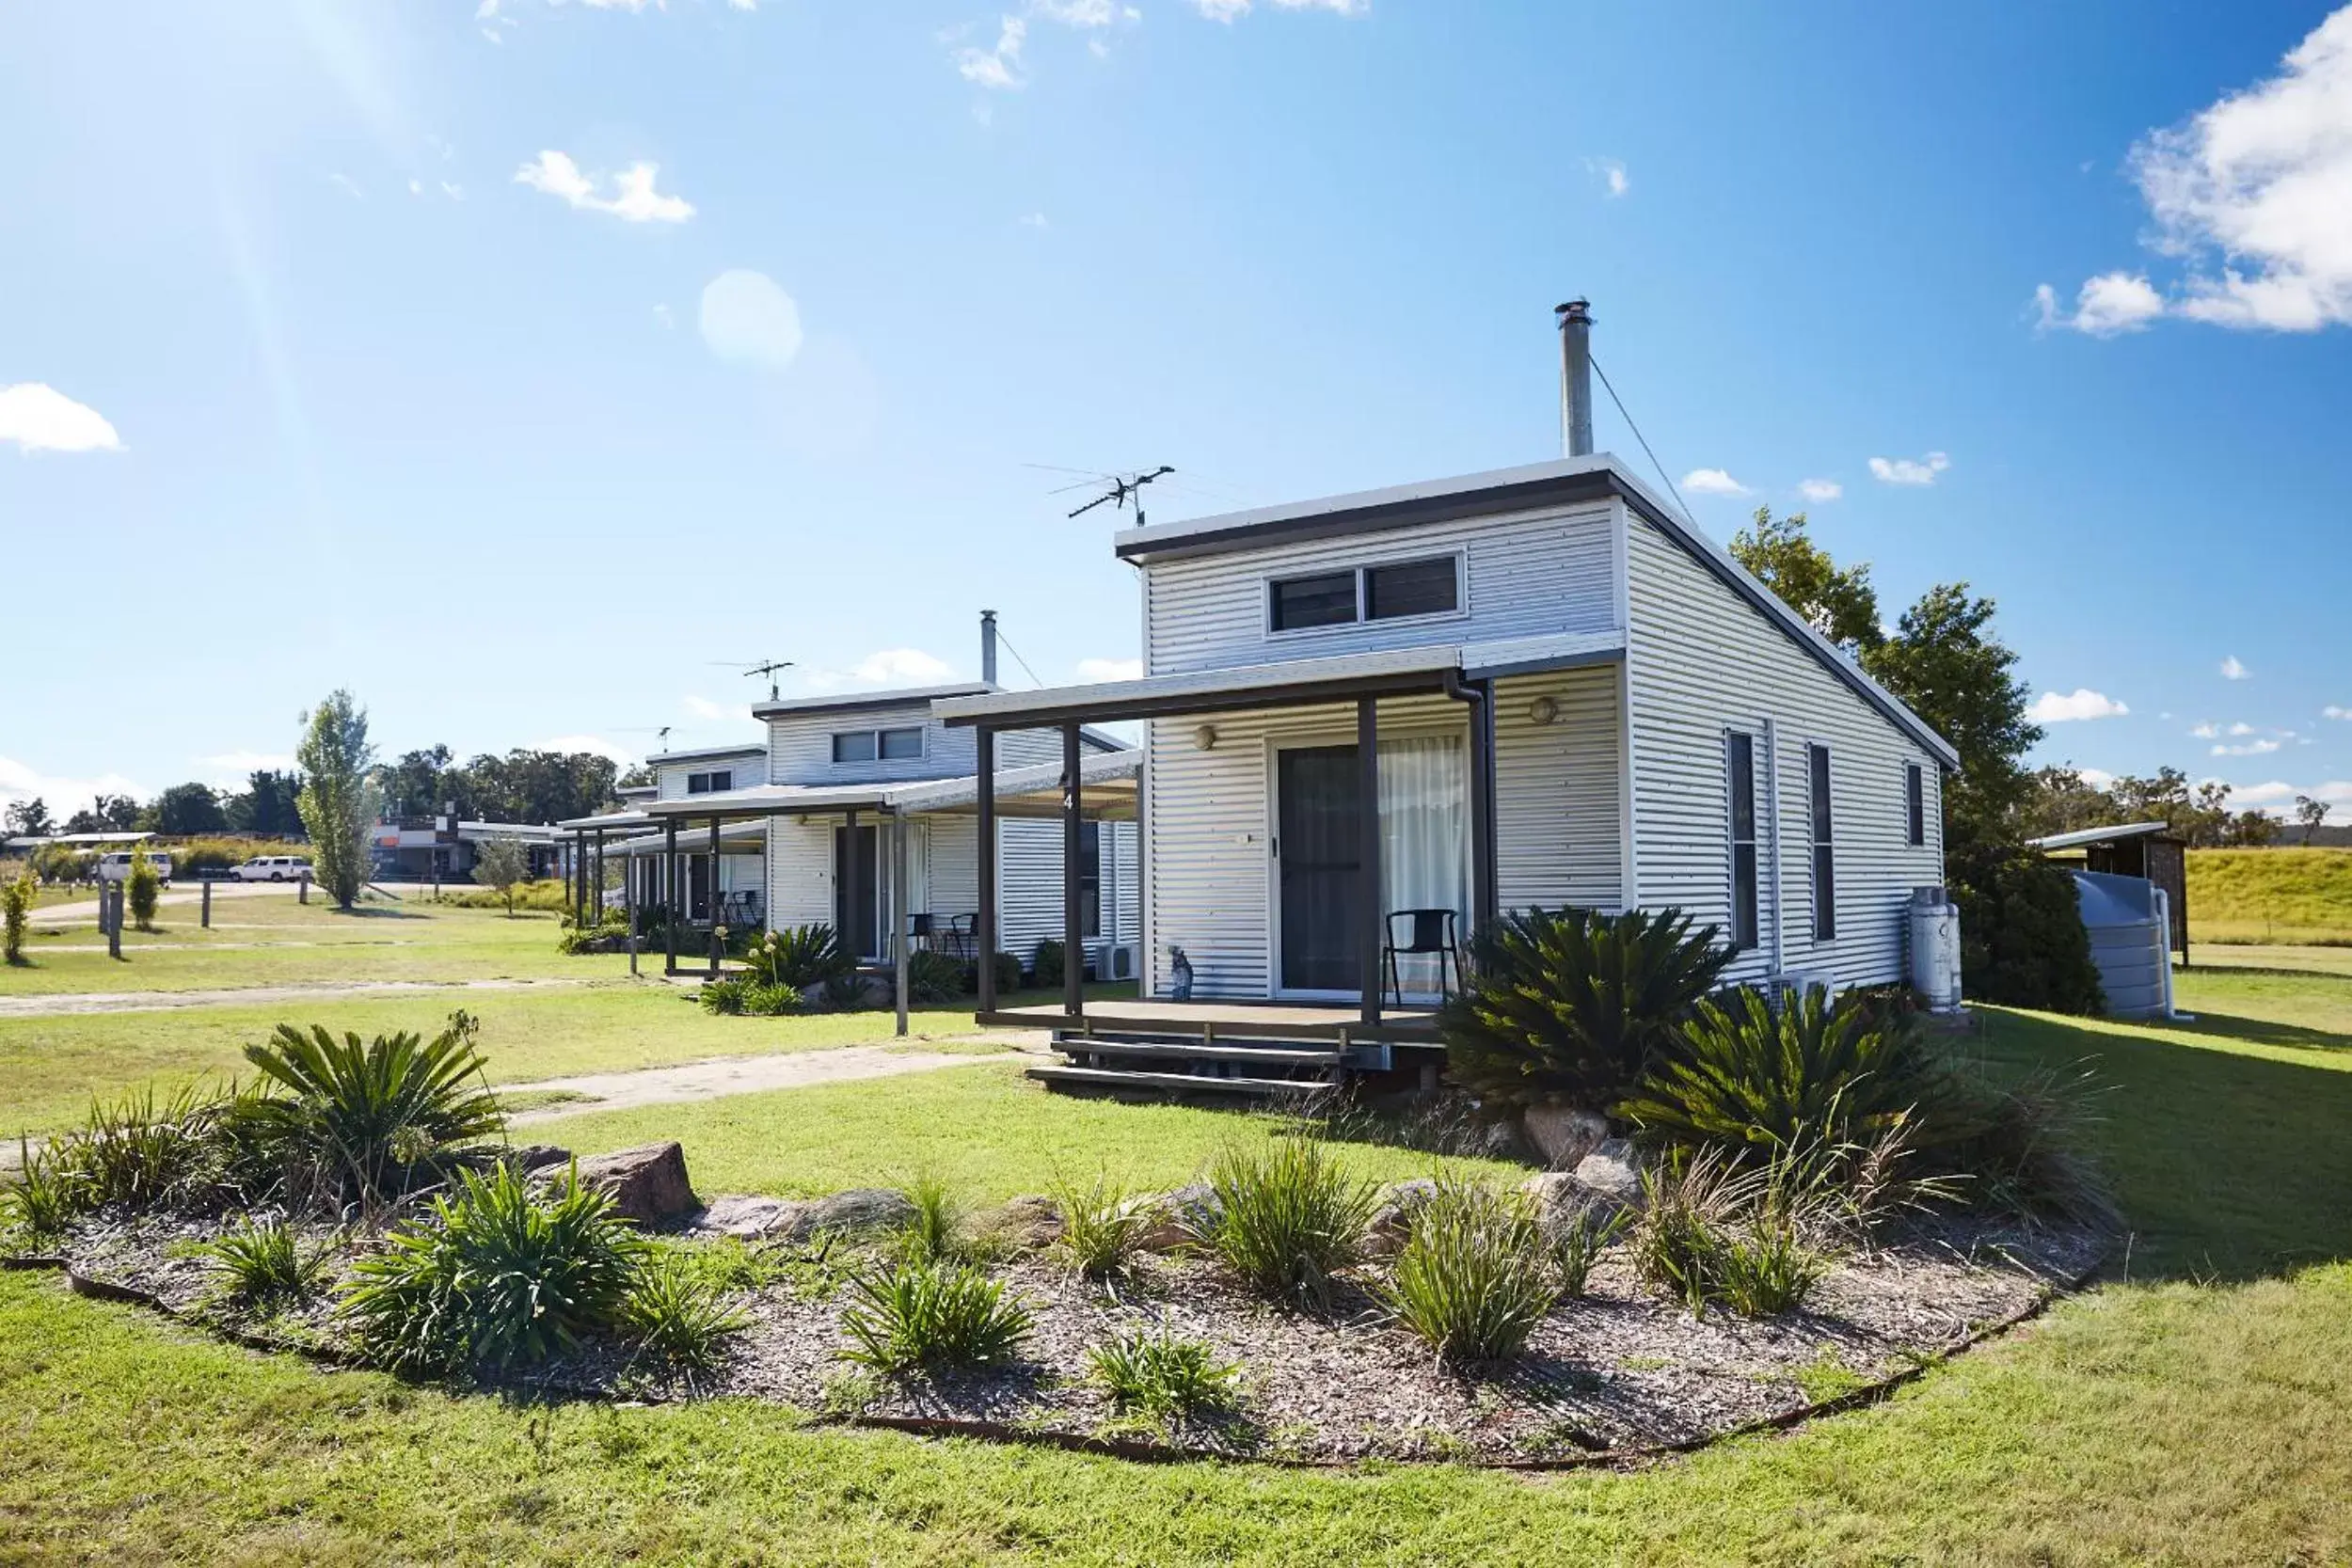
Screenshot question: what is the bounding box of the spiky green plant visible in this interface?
[835,1259,1031,1372]
[898,1173,962,1264]
[618,1251,750,1376]
[1049,1170,1152,1280]
[1619,984,1945,1154]
[1549,1203,1629,1297]
[1438,908,1737,1113]
[232,1011,503,1210]
[341,1164,646,1373]
[757,924,857,991]
[1087,1327,1240,1418]
[1195,1140,1380,1307]
[204,1216,337,1307]
[1384,1177,1560,1362]
[1,1138,86,1247]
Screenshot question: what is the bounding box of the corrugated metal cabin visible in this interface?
[934,307,1959,1092]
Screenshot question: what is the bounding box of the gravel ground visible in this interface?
[34,1205,2103,1465]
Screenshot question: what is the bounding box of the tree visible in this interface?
[378,745,456,819]
[1862,583,2041,847]
[151,782,229,836]
[2296,796,2332,847]
[2017,765,2119,841]
[222,769,303,837]
[470,834,532,916]
[127,844,161,932]
[1730,508,1885,653]
[296,689,379,911]
[2,798,52,838]
[62,794,139,834]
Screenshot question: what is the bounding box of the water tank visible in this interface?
[1908,886,1963,1013]
[2070,870,2171,1020]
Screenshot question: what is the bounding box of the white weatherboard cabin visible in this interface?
[558,614,1141,1033]
[934,302,1959,1095]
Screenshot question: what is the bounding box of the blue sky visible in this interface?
[4,0,2348,820]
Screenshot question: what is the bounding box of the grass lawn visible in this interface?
[0,983,1104,1138]
[4,960,2351,1560]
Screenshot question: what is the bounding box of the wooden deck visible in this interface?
[979,997,1442,1045]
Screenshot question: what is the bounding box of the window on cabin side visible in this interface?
[1905,762,1926,847]
[878,727,924,761]
[1269,571,1358,631]
[685,768,732,795]
[1726,732,1759,951]
[1809,743,1836,942]
[1364,556,1459,621]
[832,732,878,764]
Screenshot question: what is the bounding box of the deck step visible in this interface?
[1025,1064,1329,1099]
[1051,1036,1344,1069]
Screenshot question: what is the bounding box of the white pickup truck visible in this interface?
[94,850,173,885]
[234,854,311,882]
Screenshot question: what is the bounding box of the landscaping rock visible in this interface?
[992,1194,1064,1250]
[1364,1177,1439,1257]
[1477,1118,1531,1163]
[1573,1139,1645,1206]
[1521,1104,1611,1171]
[780,1187,917,1243]
[1136,1182,1219,1251]
[571,1142,698,1227]
[696,1195,803,1240]
[506,1144,574,1173]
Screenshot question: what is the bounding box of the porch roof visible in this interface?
[633,748,1141,822]
[930,632,1624,730]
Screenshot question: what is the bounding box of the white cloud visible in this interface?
[1585,156,1629,198]
[2028,688,2130,722]
[1018,211,1050,229]
[679,695,763,732]
[2221,655,2251,680]
[441,182,465,201]
[515,150,693,224]
[0,384,121,454]
[804,648,961,692]
[1682,467,1749,497]
[196,751,295,785]
[1033,0,1114,23]
[1195,0,1367,16]
[2228,721,2256,736]
[698,270,803,370]
[729,0,758,8]
[532,734,639,765]
[1076,657,1144,682]
[652,303,675,328]
[2077,767,2118,789]
[1797,478,1842,502]
[2326,705,2352,720]
[2212,737,2282,756]
[0,756,151,822]
[955,15,1027,88]
[2191,721,2219,738]
[2032,272,2168,336]
[408,178,423,197]
[2047,10,2352,334]
[1867,451,1950,486]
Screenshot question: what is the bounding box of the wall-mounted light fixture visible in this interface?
[1194,724,1219,752]
[1528,695,1560,726]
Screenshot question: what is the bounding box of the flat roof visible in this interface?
[2028,821,2178,851]
[750,682,992,720]
[646,744,769,767]
[638,749,1141,821]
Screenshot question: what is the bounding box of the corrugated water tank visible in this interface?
[2071,870,2173,1021]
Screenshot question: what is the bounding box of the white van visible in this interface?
[95,850,173,885]
[236,855,311,882]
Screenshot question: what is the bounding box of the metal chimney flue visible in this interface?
[1556,298,1594,458]
[979,609,999,687]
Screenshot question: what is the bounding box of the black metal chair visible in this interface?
[945,912,979,960]
[1384,908,1464,1008]
[908,912,936,952]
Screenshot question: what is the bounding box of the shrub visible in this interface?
[698,978,747,1016]
[1032,938,1066,989]
[3,868,32,964]
[618,1251,750,1376]
[989,951,1024,997]
[204,1215,336,1307]
[1439,908,1737,1114]
[2,1138,85,1246]
[1087,1327,1240,1418]
[898,1174,963,1265]
[433,879,567,912]
[760,924,857,991]
[1621,984,1947,1155]
[835,1259,1031,1372]
[126,846,161,931]
[740,981,803,1016]
[341,1164,647,1373]
[1196,1141,1380,1307]
[62,1085,241,1213]
[1708,1215,1828,1316]
[1934,1060,2117,1227]
[1948,840,2104,1015]
[233,1011,504,1211]
[1549,1204,1628,1297]
[1049,1171,1152,1279]
[828,972,881,1012]
[1630,1148,1833,1317]
[907,950,965,1005]
[1384,1177,1560,1362]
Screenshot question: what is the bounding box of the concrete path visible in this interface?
[506,1038,1040,1126]
[0,976,591,1020]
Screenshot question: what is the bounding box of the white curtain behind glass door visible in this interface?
[1378,733,1469,996]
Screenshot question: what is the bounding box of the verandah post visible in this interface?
[1062,721,1084,1019]
[708,815,723,977]
[976,726,997,1014]
[891,807,910,1037]
[1359,696,1382,1026]
[663,817,679,975]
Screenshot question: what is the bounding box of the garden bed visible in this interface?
[24,1198,2105,1466]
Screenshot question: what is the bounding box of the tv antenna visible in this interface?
[1036,465,1176,529]
[708,659,795,700]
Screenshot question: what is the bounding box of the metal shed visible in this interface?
[2027,820,2189,962]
